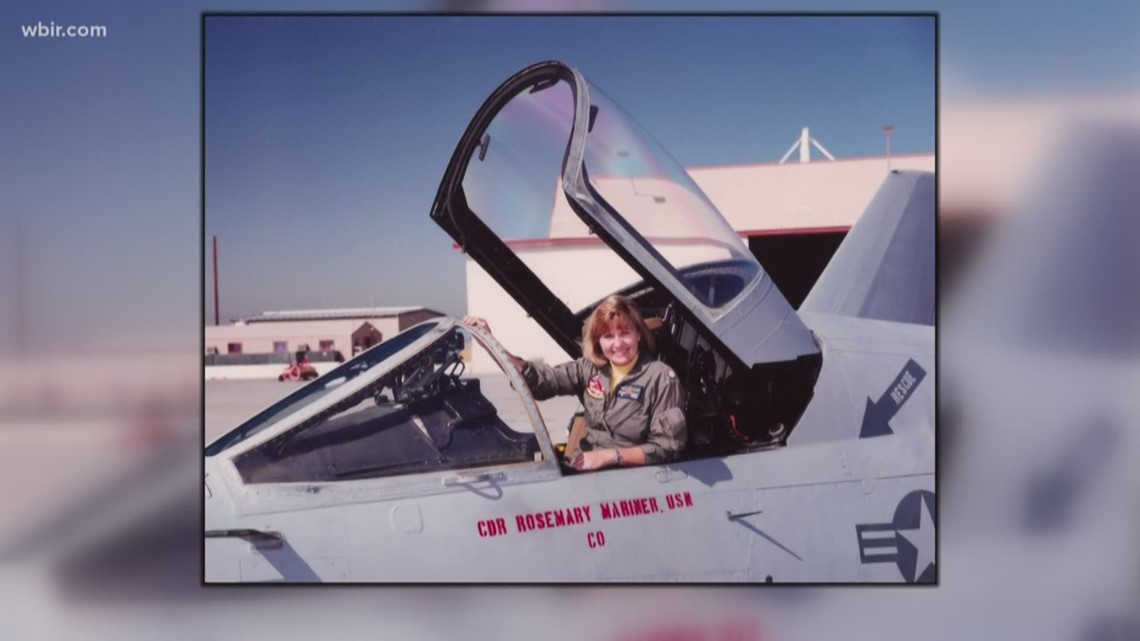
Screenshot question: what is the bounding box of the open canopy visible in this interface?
[430,61,820,371]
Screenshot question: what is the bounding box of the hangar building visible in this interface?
[205,306,444,358]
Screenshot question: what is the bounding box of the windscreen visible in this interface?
[460,78,641,311]
[205,321,439,455]
[580,82,761,309]
[231,326,543,483]
[462,80,575,242]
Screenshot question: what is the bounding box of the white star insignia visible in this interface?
[897,493,935,581]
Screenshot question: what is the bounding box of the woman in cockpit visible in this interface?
[465,295,686,471]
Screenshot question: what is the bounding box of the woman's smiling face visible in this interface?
[598,322,639,367]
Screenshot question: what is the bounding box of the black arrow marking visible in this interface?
[860,359,927,438]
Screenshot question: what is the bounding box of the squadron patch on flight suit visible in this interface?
[615,384,644,401]
[586,375,606,399]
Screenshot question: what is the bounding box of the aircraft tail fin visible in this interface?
[800,170,935,325]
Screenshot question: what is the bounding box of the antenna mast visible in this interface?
[779,127,836,164]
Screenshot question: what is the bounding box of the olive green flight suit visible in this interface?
[522,357,686,464]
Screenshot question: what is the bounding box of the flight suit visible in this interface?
[521,357,687,465]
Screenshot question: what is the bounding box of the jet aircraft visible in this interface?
[204,60,935,582]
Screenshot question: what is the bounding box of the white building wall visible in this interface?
[547,154,935,238]
[205,320,363,355]
[373,317,403,340]
[690,154,935,231]
[395,310,443,331]
[465,245,636,373]
[204,313,433,357]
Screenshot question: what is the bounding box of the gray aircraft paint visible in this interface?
[801,170,936,326]
[205,61,936,583]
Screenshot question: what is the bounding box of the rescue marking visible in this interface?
[890,370,917,404]
[860,358,928,438]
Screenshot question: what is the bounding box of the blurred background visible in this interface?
[2,0,1138,639]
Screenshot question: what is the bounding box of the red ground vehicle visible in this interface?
[278,351,318,382]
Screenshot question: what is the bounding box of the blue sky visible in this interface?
[204,15,935,322]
